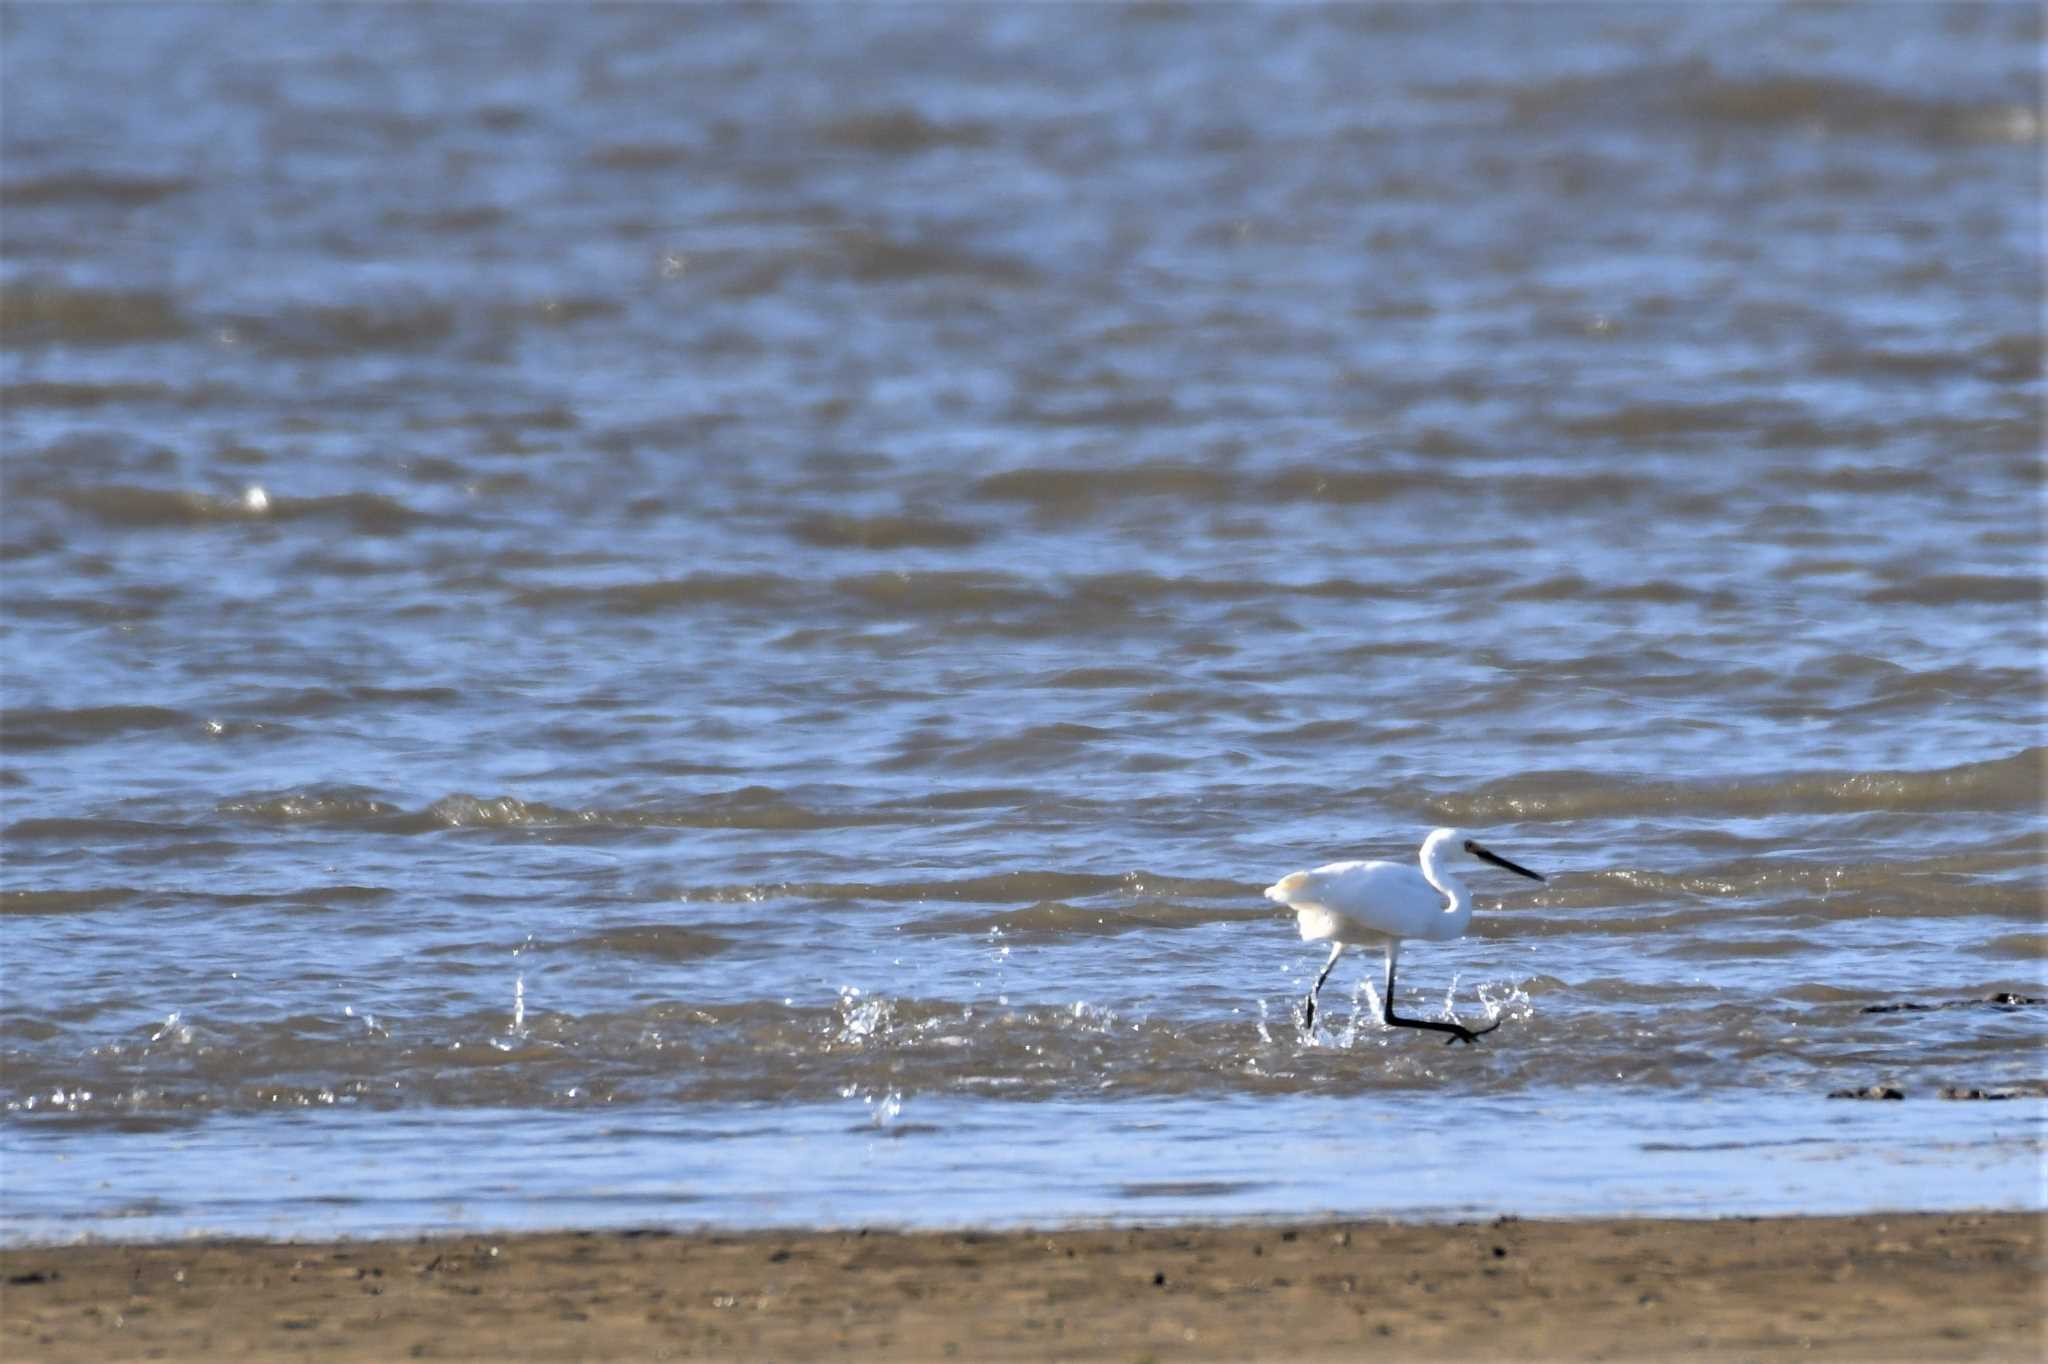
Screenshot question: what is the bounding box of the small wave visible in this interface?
[834,570,1056,614]
[1007,393,1177,428]
[910,900,1148,940]
[53,485,427,533]
[1973,933,2048,961]
[973,462,1421,507]
[968,462,1678,514]
[889,722,1117,774]
[1757,418,1888,451]
[973,463,1237,506]
[422,795,595,829]
[1497,573,1724,605]
[646,789,897,832]
[1789,651,1910,684]
[1431,747,2044,822]
[1265,718,1373,746]
[1493,60,2037,147]
[3,380,179,408]
[1677,73,2038,145]
[0,889,134,916]
[303,884,394,905]
[388,203,511,234]
[1115,1180,1267,1201]
[587,141,695,170]
[788,513,984,550]
[260,685,464,718]
[277,492,433,535]
[437,788,896,834]
[818,108,991,154]
[2,704,190,750]
[1481,471,1661,512]
[1863,664,2039,713]
[566,925,734,962]
[59,486,257,528]
[908,898,1271,940]
[3,172,194,205]
[513,573,799,613]
[1071,571,1285,604]
[1033,666,1175,690]
[1559,399,1790,441]
[1265,466,1444,506]
[492,294,621,328]
[669,868,1248,907]
[0,282,190,346]
[672,870,1121,907]
[14,974,2035,1113]
[893,786,1044,811]
[1658,935,1819,962]
[1810,346,1969,382]
[231,298,457,356]
[218,790,406,824]
[1977,333,2044,384]
[217,787,899,835]
[1864,574,2038,606]
[833,230,1036,286]
[2,817,180,843]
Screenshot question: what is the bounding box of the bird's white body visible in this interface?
[1265,856,1476,946]
[1264,826,1545,1043]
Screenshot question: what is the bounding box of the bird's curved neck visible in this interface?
[1420,851,1474,926]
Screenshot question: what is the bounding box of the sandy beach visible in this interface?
[3,1211,2039,1362]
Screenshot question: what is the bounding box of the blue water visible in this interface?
[2,3,2042,1244]
[6,1092,2040,1246]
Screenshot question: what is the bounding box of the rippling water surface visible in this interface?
[3,5,2043,1243]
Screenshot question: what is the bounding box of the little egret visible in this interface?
[1264,826,1546,1045]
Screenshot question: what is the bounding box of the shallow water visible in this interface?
[5,1093,2043,1246]
[2,4,2043,1243]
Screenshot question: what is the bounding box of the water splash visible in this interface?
[343,1004,387,1038]
[988,926,1011,1006]
[834,985,894,1045]
[1474,978,1534,1028]
[1068,1000,1119,1032]
[10,1086,96,1113]
[148,1012,192,1046]
[1334,979,1364,1050]
[1439,973,1465,1024]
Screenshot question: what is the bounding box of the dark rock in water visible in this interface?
[1861,993,2047,1014]
[1830,1077,2045,1101]
[1937,1081,2048,1101]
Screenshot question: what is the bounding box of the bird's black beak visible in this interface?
[1466,840,1546,882]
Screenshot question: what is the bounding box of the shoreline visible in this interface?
[4,1210,2040,1361]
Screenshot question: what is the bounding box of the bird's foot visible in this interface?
[1442,1015,1505,1046]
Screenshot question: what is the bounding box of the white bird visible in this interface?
[1264,826,1546,1045]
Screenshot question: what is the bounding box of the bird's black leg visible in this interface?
[1302,943,1344,1033]
[1381,953,1501,1046]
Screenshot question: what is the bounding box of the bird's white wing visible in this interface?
[1265,858,1444,943]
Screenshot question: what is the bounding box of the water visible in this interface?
[2,4,2042,1244]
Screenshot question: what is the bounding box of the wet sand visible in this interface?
[3,1211,2040,1362]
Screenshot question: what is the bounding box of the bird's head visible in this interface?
[1427,826,1547,882]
